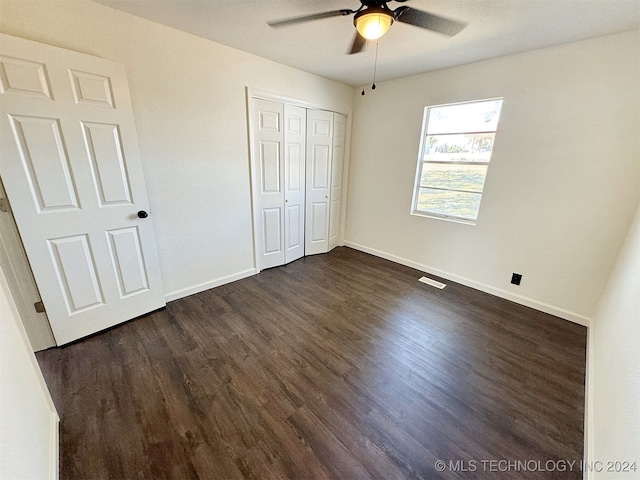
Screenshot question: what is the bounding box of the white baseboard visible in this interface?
[343,241,591,327]
[164,268,257,303]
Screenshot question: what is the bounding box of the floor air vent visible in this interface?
[418,276,446,289]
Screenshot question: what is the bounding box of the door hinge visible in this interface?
[0,198,10,213]
[34,301,46,313]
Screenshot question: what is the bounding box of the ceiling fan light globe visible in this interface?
[354,11,393,40]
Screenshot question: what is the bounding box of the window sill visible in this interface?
[410,210,477,226]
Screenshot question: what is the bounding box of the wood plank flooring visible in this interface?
[36,247,587,480]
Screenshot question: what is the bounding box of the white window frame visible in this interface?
[411,97,503,225]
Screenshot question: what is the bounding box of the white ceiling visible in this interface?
[92,0,639,86]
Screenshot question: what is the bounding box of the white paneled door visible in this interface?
[283,104,306,264]
[0,34,165,345]
[253,99,309,270]
[251,97,345,269]
[305,109,334,256]
[253,98,285,269]
[329,113,346,251]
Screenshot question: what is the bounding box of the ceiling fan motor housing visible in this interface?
[354,6,395,40]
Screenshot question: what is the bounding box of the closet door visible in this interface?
[305,109,333,256]
[253,99,284,269]
[329,113,346,250]
[283,104,306,264]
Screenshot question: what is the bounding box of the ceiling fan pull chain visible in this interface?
[362,38,370,95]
[371,40,379,90]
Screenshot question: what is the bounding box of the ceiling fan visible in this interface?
[268,0,467,54]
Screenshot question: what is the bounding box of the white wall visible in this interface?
[587,203,640,479]
[345,30,639,323]
[0,268,59,479]
[0,0,353,302]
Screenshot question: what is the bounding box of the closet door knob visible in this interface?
[137,210,149,219]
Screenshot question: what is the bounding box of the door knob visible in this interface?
[137,210,148,219]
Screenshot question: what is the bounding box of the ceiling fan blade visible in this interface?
[394,6,467,36]
[268,9,352,28]
[348,32,366,55]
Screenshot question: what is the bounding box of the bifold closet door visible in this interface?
[253,100,307,269]
[283,104,307,264]
[305,109,334,256]
[253,100,343,267]
[329,113,346,251]
[253,99,285,269]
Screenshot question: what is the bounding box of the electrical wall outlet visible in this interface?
[511,273,522,285]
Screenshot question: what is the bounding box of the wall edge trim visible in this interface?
[50,412,59,480]
[584,326,595,480]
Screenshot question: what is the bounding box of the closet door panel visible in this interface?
[284,104,306,264]
[253,99,284,269]
[329,113,346,250]
[305,109,333,256]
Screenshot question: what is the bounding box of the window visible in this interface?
[411,98,503,224]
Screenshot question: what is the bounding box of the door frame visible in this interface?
[245,87,352,273]
[0,180,56,351]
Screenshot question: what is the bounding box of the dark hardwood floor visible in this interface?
[37,247,587,480]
